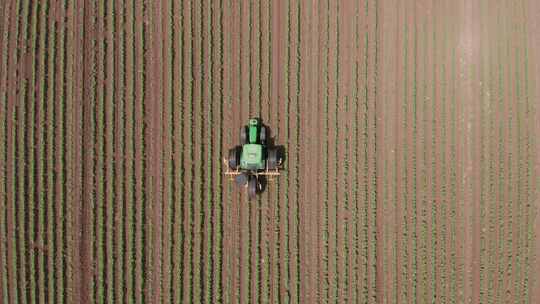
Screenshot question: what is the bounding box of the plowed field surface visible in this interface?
[1,1,540,303]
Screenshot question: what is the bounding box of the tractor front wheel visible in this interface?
[240,126,248,145]
[228,146,242,170]
[260,125,267,144]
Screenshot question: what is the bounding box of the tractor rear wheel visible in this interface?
[228,146,241,170]
[240,126,248,145]
[248,176,258,199]
[260,125,267,144]
[267,147,280,170]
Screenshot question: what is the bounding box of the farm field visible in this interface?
[1,0,540,303]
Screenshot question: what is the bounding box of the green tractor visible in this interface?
[224,118,284,199]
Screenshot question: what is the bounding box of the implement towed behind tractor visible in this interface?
[224,118,284,199]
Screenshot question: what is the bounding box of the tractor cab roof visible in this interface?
[240,144,265,170]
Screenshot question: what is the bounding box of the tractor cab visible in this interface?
[240,144,264,170]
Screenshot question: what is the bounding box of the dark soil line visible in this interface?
[123,0,135,301]
[290,1,301,302]
[336,2,350,302]
[448,4,459,301]
[170,2,186,303]
[194,1,209,302]
[55,3,68,302]
[413,1,428,302]
[440,2,452,301]
[44,3,59,302]
[219,1,231,303]
[425,0,435,300]
[181,0,194,302]
[512,0,527,297]
[240,0,252,302]
[317,1,330,302]
[67,0,84,302]
[485,1,498,301]
[94,1,105,301]
[226,1,240,303]
[17,1,34,302]
[65,1,75,301]
[0,0,12,301]
[405,1,417,302]
[209,0,223,301]
[325,1,339,302]
[18,1,35,303]
[14,0,28,301]
[133,0,145,300]
[510,2,525,299]
[53,2,67,302]
[491,0,504,300]
[142,0,156,301]
[366,1,379,303]
[432,1,445,300]
[260,1,273,302]
[350,1,364,302]
[248,1,260,301]
[279,0,294,301]
[113,0,125,302]
[488,0,501,301]
[374,0,387,302]
[257,1,269,303]
[379,0,398,301]
[393,1,404,302]
[530,0,540,301]
[171,1,184,302]
[280,0,292,302]
[160,0,172,303]
[245,1,255,302]
[512,0,526,298]
[504,0,521,300]
[300,2,320,302]
[446,2,459,301]
[516,2,533,300]
[204,1,216,302]
[0,0,10,299]
[498,1,513,300]
[103,1,115,303]
[268,0,283,302]
[80,0,97,302]
[250,0,262,299]
[461,0,472,299]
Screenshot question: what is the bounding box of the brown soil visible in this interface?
[0,1,539,303]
